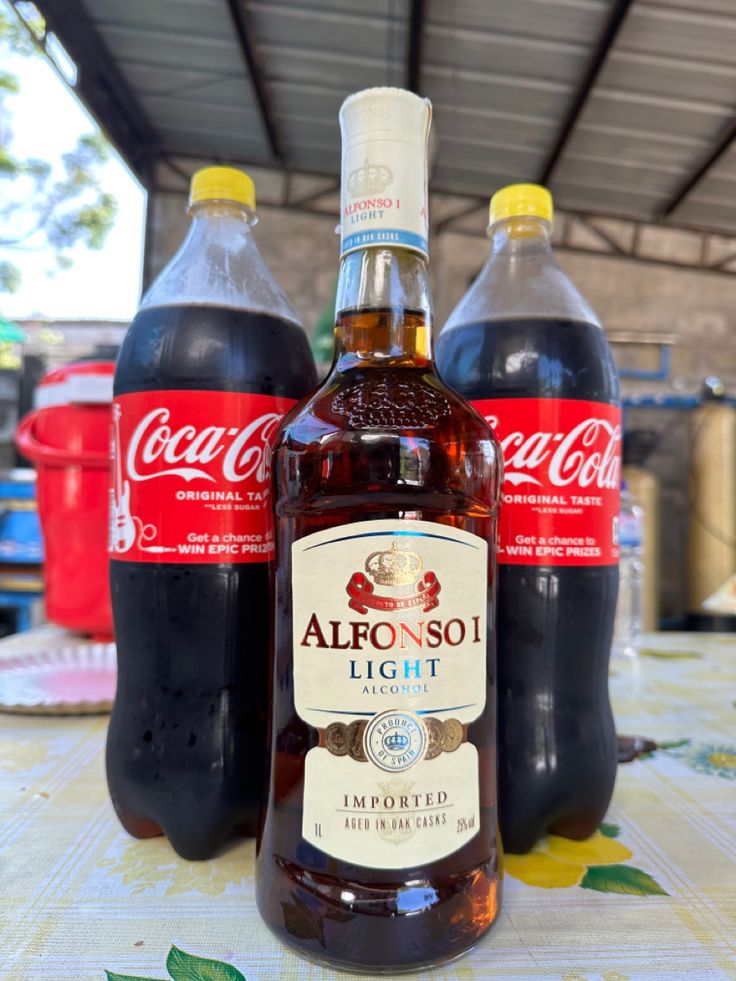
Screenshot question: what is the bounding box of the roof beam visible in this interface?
[405,0,426,94]
[660,115,736,217]
[223,0,284,163]
[538,0,634,186]
[27,0,160,184]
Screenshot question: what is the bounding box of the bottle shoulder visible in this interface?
[140,213,301,326]
[436,315,619,404]
[273,366,502,514]
[277,365,498,451]
[115,304,316,398]
[444,246,601,332]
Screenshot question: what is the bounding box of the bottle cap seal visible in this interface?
[340,87,431,151]
[189,166,256,211]
[489,183,553,226]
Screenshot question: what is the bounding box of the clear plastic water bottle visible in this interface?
[613,482,644,658]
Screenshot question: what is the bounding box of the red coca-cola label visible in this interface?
[109,390,294,564]
[473,397,621,566]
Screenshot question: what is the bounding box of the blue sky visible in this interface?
[1,12,146,322]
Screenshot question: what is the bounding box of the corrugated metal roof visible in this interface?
[26,0,736,233]
[555,1,736,217]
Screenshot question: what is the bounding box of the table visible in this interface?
[1,630,735,980]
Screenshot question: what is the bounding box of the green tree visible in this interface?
[0,3,118,292]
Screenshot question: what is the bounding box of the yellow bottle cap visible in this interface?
[189,166,256,210]
[489,183,553,226]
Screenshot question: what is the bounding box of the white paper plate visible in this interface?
[0,642,116,715]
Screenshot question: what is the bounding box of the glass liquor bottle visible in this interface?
[256,87,502,973]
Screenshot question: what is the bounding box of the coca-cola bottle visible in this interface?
[107,166,317,860]
[436,183,620,853]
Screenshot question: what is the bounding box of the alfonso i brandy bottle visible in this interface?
[256,88,502,971]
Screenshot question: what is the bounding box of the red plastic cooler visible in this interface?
[16,361,115,637]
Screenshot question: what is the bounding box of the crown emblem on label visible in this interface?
[348,158,393,196]
[379,777,415,798]
[384,732,410,752]
[365,541,423,587]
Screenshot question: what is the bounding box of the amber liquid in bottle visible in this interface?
[256,245,502,972]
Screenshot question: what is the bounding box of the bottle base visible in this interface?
[502,796,616,854]
[115,809,163,841]
[260,918,496,976]
[111,800,257,862]
[256,853,501,974]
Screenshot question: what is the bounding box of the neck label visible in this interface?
[340,144,428,258]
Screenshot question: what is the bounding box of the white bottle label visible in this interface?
[292,519,487,869]
[340,142,428,258]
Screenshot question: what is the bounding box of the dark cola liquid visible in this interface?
[107,304,316,860]
[437,317,619,853]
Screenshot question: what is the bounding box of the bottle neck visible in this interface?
[333,247,433,371]
[186,200,256,247]
[488,215,553,259]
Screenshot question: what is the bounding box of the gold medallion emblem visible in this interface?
[423,717,444,760]
[325,722,350,756]
[347,719,368,761]
[442,718,464,753]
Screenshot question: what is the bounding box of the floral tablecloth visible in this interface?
[1,630,735,980]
